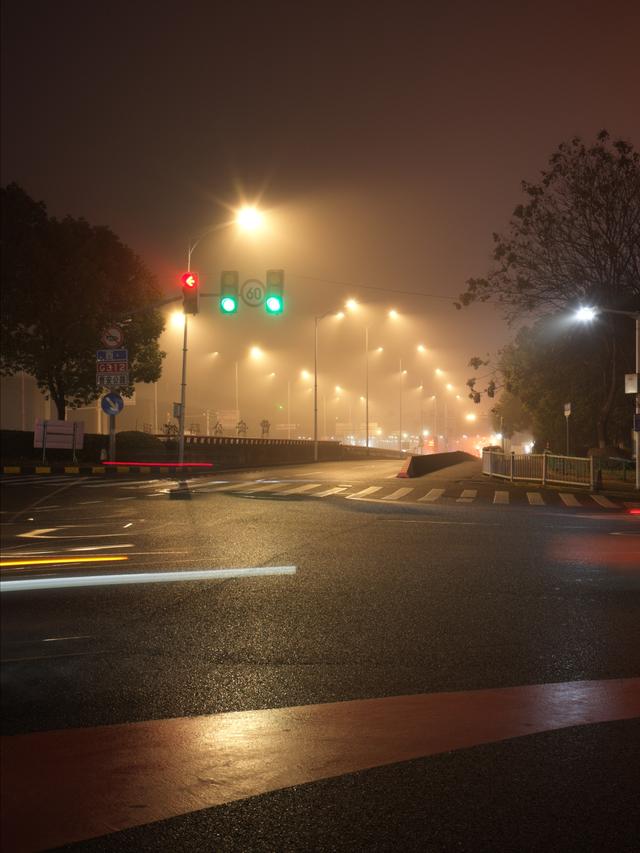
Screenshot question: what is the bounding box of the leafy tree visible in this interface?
[457,131,640,447]
[1,184,165,420]
[489,391,531,439]
[467,318,634,452]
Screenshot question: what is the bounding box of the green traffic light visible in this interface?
[265,295,283,314]
[220,296,237,314]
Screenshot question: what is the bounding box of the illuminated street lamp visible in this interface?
[574,305,640,490]
[235,206,264,231]
[176,206,263,463]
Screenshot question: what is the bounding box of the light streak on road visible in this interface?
[0,555,129,568]
[0,565,297,592]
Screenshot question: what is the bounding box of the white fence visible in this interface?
[482,450,593,488]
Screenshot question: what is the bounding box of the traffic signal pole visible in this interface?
[178,313,188,464]
[177,243,196,466]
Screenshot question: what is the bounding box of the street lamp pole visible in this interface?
[314,312,334,462]
[398,357,403,452]
[365,326,369,453]
[575,306,639,490]
[634,314,640,491]
[314,316,319,462]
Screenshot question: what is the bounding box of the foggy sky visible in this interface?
[2,0,639,435]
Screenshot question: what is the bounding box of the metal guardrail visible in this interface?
[482,450,594,488]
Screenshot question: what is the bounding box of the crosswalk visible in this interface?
[198,481,635,512]
[1,475,637,512]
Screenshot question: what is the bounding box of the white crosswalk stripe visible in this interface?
[590,495,619,509]
[312,486,349,498]
[526,492,545,506]
[418,488,445,502]
[456,489,477,502]
[559,493,582,507]
[241,482,285,493]
[279,483,322,495]
[347,486,384,499]
[382,487,414,501]
[493,490,509,504]
[0,475,81,486]
[81,479,162,489]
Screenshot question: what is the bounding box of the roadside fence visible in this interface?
[482,450,593,489]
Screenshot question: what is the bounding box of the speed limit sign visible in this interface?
[240,279,265,307]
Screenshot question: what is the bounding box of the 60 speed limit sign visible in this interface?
[240,279,264,307]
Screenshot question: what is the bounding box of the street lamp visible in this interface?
[176,208,263,463]
[235,206,264,231]
[575,305,640,490]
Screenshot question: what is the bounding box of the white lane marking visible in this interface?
[312,487,349,498]
[42,635,93,642]
[383,487,414,501]
[384,519,496,526]
[493,490,509,504]
[279,483,322,495]
[527,492,545,505]
[69,544,134,551]
[590,495,619,509]
[9,479,87,523]
[19,526,130,540]
[78,500,103,505]
[1,565,297,592]
[81,479,162,489]
[241,483,284,493]
[222,482,261,491]
[418,488,445,502]
[1,476,78,486]
[347,486,383,499]
[456,490,477,503]
[559,493,581,507]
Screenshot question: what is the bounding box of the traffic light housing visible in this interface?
[220,270,239,314]
[265,269,284,314]
[181,272,199,314]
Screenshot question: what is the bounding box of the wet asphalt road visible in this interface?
[1,459,639,851]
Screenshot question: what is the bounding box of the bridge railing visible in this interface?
[482,450,594,489]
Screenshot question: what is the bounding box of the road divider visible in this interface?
[396,451,477,478]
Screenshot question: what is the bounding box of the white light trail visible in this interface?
[0,565,297,593]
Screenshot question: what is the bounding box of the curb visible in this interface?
[1,465,213,477]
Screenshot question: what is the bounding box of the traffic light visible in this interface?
[265,269,284,314]
[181,272,199,314]
[220,270,239,314]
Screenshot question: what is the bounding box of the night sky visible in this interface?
[2,0,639,435]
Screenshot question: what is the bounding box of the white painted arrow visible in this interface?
[19,526,130,540]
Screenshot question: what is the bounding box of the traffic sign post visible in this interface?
[564,402,571,456]
[101,393,124,461]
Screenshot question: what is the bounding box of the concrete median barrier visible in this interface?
[396,451,478,478]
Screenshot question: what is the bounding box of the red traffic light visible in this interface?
[181,271,199,314]
[181,272,198,289]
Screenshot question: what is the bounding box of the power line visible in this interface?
[291,273,459,303]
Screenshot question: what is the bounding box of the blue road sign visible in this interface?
[97,349,128,361]
[101,392,125,416]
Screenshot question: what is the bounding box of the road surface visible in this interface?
[1,458,639,851]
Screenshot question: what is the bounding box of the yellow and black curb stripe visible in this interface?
[1,465,212,477]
